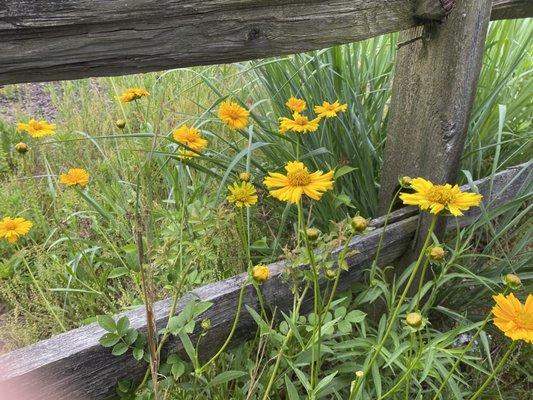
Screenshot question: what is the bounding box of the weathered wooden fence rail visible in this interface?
[0,162,531,399]
[0,0,531,84]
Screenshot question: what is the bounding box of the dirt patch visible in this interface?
[0,82,58,123]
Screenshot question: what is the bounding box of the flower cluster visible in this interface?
[119,87,150,103]
[279,97,347,134]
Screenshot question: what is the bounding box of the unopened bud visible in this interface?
[503,273,521,289]
[400,176,413,186]
[15,142,29,154]
[201,319,211,331]
[351,216,368,233]
[355,370,364,378]
[405,312,423,329]
[429,246,445,261]
[252,264,270,283]
[325,269,336,280]
[239,172,251,182]
[306,227,320,242]
[116,119,126,129]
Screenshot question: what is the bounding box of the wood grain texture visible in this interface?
[378,0,492,238]
[491,0,533,20]
[0,0,529,85]
[0,163,529,399]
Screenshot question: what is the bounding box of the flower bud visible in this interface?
[351,216,368,233]
[116,119,126,129]
[355,370,364,378]
[503,273,521,289]
[252,264,270,283]
[15,142,29,154]
[325,269,336,280]
[306,227,320,242]
[400,176,413,186]
[429,246,445,261]
[201,319,211,331]
[405,312,423,329]
[239,172,251,182]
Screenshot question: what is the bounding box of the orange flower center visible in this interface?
[3,221,17,231]
[426,186,453,204]
[226,109,242,120]
[294,116,310,126]
[287,169,311,186]
[29,121,43,130]
[324,104,335,111]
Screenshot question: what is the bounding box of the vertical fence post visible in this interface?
[378,0,492,258]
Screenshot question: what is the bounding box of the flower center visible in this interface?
[3,221,17,231]
[287,169,311,186]
[516,310,533,329]
[294,116,310,126]
[426,186,453,204]
[29,121,43,130]
[227,109,242,120]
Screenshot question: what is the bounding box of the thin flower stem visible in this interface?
[261,285,309,400]
[197,279,248,374]
[469,341,517,400]
[349,215,438,400]
[20,250,66,332]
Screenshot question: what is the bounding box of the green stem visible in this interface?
[20,251,66,331]
[197,279,248,374]
[469,341,517,400]
[348,215,438,400]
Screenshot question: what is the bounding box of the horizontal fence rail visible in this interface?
[0,162,531,399]
[0,0,531,85]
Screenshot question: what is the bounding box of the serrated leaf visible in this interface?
[124,328,138,345]
[99,332,120,347]
[98,315,116,333]
[346,310,366,324]
[116,316,130,335]
[112,342,129,356]
[133,347,144,361]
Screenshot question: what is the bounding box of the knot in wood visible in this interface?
[246,27,261,41]
[415,0,455,22]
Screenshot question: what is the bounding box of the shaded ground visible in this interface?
[0,83,58,123]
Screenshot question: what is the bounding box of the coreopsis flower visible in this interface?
[399,178,482,216]
[263,161,334,204]
[17,119,56,138]
[0,217,33,244]
[172,125,208,158]
[279,112,320,134]
[314,101,347,118]
[286,97,306,113]
[252,264,270,282]
[492,293,533,343]
[59,168,90,187]
[218,101,249,130]
[119,88,150,103]
[227,181,258,208]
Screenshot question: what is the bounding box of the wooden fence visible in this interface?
[0,0,532,398]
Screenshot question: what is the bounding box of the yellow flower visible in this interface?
[314,101,348,118]
[263,161,334,204]
[0,217,33,244]
[17,119,56,138]
[119,87,150,103]
[252,264,270,282]
[227,181,258,208]
[399,178,482,216]
[286,97,306,113]
[218,101,249,130]
[279,112,320,134]
[172,125,208,157]
[59,168,90,187]
[492,293,533,343]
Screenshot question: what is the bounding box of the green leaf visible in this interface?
[208,370,247,387]
[338,320,352,334]
[99,332,120,347]
[124,328,138,345]
[171,361,186,380]
[116,316,130,335]
[112,342,129,356]
[133,347,144,361]
[98,315,117,332]
[314,371,338,396]
[285,375,300,400]
[334,165,356,179]
[345,310,366,324]
[178,332,196,365]
[108,267,130,279]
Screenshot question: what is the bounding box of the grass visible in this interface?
[0,18,531,400]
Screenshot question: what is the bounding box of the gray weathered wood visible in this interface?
[0,0,529,85]
[415,0,455,21]
[378,0,493,251]
[0,163,530,400]
[491,0,533,20]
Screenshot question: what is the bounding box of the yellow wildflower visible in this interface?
[286,97,307,113]
[227,181,258,208]
[279,112,320,134]
[314,101,347,118]
[119,88,150,103]
[263,161,334,204]
[59,168,90,187]
[172,125,208,157]
[17,119,56,138]
[218,101,249,130]
[252,264,270,282]
[399,178,482,216]
[492,293,533,343]
[0,217,33,244]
